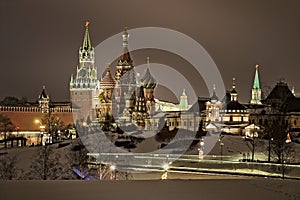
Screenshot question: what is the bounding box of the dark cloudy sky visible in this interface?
[1,0,300,103]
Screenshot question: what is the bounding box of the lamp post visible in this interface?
[198,138,204,160]
[161,163,169,180]
[218,135,224,161]
[110,165,116,180]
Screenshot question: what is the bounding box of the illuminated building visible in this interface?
[69,21,100,123]
[0,86,77,146]
[221,78,249,134]
[250,64,262,105]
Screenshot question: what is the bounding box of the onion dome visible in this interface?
[100,67,116,89]
[210,84,219,101]
[140,57,157,89]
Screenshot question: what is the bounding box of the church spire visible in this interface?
[250,64,262,104]
[122,27,129,47]
[253,64,260,89]
[83,21,91,50]
[115,27,134,81]
[79,21,94,64]
[211,84,219,101]
[230,77,238,101]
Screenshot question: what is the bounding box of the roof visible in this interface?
[118,28,133,66]
[140,68,157,89]
[210,91,219,101]
[82,21,92,50]
[253,65,260,89]
[282,98,300,112]
[266,81,294,101]
[39,86,48,99]
[224,101,247,112]
[231,88,237,94]
[245,124,260,130]
[100,68,116,89]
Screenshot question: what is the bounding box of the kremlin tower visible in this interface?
[70,21,99,123]
[250,64,262,104]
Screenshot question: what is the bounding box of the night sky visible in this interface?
[1,0,300,103]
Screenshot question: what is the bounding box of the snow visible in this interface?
[0,178,299,200]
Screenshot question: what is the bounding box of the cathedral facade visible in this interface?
[71,22,194,131]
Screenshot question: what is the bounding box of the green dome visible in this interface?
[140,68,157,89]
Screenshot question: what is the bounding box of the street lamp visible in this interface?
[110,165,116,180]
[218,135,224,161]
[161,163,169,180]
[35,120,45,146]
[198,138,204,160]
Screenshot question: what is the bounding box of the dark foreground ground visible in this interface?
[1,178,299,200]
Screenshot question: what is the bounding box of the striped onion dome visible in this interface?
[140,68,157,89]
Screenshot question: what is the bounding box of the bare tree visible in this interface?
[272,141,295,179]
[263,116,292,162]
[41,113,65,142]
[0,114,16,148]
[27,145,63,180]
[245,136,264,162]
[67,139,90,180]
[0,154,21,180]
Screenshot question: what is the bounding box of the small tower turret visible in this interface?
[179,89,189,111]
[38,85,50,113]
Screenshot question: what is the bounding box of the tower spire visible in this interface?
[253,64,260,89]
[232,77,236,89]
[115,27,134,81]
[230,77,238,101]
[211,84,219,101]
[122,27,129,47]
[250,64,262,104]
[83,20,91,50]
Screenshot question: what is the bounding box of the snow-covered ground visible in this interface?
[0,178,299,200]
[1,135,300,179]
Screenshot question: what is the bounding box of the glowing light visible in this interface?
[162,164,169,171]
[110,165,116,171]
